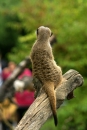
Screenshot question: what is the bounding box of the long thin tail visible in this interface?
[44,81,58,126]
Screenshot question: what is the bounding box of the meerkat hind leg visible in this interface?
[33,77,43,98]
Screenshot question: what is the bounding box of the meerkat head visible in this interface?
[36,26,53,40]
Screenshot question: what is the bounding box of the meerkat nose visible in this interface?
[50,32,53,37]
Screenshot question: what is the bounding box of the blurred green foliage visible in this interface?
[0,0,87,129]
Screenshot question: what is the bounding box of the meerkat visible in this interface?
[30,26,63,126]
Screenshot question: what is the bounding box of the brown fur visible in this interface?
[30,26,63,126]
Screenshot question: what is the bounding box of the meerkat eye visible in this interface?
[36,28,39,36]
[50,32,53,37]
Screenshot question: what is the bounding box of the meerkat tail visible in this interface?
[44,82,58,126]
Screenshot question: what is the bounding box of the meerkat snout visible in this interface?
[50,32,53,37]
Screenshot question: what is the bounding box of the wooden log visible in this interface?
[14,69,84,130]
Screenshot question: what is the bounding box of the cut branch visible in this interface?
[15,69,84,130]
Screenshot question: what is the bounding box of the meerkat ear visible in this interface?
[36,28,39,36]
[50,32,53,37]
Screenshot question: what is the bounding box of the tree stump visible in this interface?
[15,69,84,130]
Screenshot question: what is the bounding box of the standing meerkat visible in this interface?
[30,26,63,126]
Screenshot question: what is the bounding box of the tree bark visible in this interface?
[14,69,84,130]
